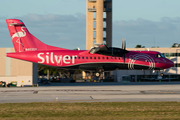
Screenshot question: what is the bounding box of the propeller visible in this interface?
[122,38,126,50]
[124,38,126,50]
[122,39,124,49]
[122,38,127,63]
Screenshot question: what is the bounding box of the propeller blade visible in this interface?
[122,39,124,49]
[124,38,126,50]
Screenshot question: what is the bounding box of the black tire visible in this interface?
[95,72,100,77]
[160,73,164,77]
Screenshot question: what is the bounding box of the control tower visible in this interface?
[86,0,112,50]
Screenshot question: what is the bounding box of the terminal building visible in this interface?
[0,48,38,86]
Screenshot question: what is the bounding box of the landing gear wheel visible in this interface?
[95,72,100,77]
[160,73,164,77]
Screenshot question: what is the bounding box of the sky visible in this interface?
[0,0,180,49]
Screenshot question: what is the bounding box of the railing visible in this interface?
[88,0,96,2]
[88,8,96,12]
[93,18,107,21]
[93,28,106,31]
[104,0,112,2]
[88,0,112,2]
[93,37,107,41]
[104,8,112,12]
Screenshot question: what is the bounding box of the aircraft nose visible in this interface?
[169,60,174,67]
[166,59,174,68]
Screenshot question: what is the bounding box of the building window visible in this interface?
[174,63,180,67]
[178,64,180,67]
[163,53,178,57]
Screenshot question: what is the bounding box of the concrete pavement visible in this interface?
[0,82,180,103]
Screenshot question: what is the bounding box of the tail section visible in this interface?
[6,19,67,52]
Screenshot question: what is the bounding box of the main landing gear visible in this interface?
[95,72,100,77]
[94,68,104,78]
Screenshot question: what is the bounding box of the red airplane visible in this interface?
[6,19,174,77]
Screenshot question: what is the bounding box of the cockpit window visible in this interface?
[155,54,165,58]
[160,54,165,58]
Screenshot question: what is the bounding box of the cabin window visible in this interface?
[98,57,100,59]
[119,57,120,60]
[86,57,88,59]
[107,57,109,59]
[90,57,92,59]
[82,57,84,59]
[74,56,77,59]
[94,57,96,59]
[126,57,128,60]
[103,57,105,59]
[78,56,81,59]
[111,57,113,59]
[115,57,116,59]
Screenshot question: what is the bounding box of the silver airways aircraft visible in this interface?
[6,19,174,77]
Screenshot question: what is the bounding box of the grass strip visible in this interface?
[0,102,180,120]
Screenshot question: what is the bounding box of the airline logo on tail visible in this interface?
[11,26,26,39]
[11,26,26,47]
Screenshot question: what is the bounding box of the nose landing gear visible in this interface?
[160,73,164,77]
[160,70,164,77]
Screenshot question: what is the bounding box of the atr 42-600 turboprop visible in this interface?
[6,19,174,77]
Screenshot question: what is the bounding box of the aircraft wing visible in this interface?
[88,44,129,57]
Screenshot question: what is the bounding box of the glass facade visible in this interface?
[136,75,180,81]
